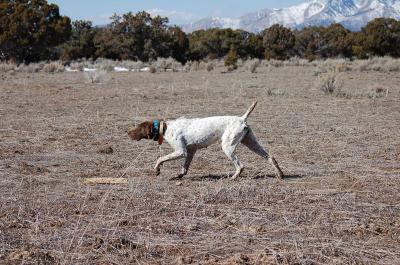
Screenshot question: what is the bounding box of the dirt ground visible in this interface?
[1,65,400,264]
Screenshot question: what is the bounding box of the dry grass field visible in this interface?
[1,64,400,264]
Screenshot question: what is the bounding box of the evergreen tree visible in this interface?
[224,47,238,69]
[362,18,400,57]
[60,20,96,61]
[263,24,295,60]
[0,0,71,63]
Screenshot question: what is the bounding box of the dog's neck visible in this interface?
[151,119,167,145]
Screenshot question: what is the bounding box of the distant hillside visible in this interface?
[183,0,400,32]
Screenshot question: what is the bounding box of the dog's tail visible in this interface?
[242,101,257,120]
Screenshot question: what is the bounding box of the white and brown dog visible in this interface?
[128,101,284,180]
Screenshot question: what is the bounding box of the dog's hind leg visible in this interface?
[221,125,248,180]
[241,128,284,179]
[182,149,196,176]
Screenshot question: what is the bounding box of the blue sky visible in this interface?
[49,0,305,25]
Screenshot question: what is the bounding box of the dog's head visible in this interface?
[128,121,152,141]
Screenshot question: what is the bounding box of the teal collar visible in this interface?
[151,119,160,141]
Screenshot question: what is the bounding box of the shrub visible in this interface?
[206,62,214,72]
[94,58,115,72]
[283,57,312,67]
[69,61,85,71]
[154,57,181,72]
[352,57,400,72]
[102,65,115,72]
[149,65,157,73]
[122,60,145,71]
[268,59,284,68]
[198,61,207,71]
[42,62,65,73]
[190,61,200,71]
[224,48,238,70]
[318,71,342,95]
[226,65,237,72]
[183,64,191,72]
[335,63,350,73]
[84,70,108,83]
[16,63,43,73]
[155,58,167,72]
[246,59,260,73]
[237,58,244,67]
[0,62,16,72]
[170,60,183,72]
[353,60,370,72]
[386,59,400,72]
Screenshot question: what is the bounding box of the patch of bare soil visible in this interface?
[1,66,399,264]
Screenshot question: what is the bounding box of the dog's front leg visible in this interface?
[154,137,187,177]
[169,149,196,181]
[155,136,187,176]
[154,150,187,176]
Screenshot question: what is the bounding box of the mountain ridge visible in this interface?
[182,0,400,32]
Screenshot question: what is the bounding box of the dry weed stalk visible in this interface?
[318,70,343,95]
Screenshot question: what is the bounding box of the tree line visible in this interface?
[1,0,400,64]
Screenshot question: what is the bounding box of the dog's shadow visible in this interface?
[187,173,303,182]
[253,174,304,180]
[188,174,226,181]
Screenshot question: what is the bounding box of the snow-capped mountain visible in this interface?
[182,0,400,32]
[183,17,241,32]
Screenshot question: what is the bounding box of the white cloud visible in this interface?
[146,8,200,24]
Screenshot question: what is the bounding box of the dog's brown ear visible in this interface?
[141,121,152,139]
[128,121,153,141]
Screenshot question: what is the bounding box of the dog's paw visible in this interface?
[230,168,243,180]
[169,174,183,181]
[230,175,239,180]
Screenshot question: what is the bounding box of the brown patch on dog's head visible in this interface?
[128,121,152,141]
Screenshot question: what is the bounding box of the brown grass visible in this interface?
[0,64,399,264]
[82,178,128,185]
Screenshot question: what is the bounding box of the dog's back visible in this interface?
[164,102,257,149]
[165,116,244,148]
